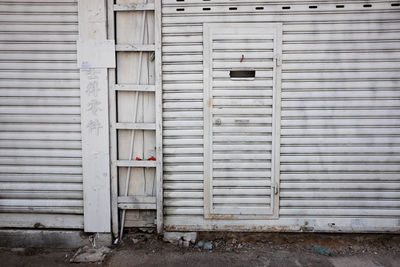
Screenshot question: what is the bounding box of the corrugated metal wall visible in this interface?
[161,0,400,232]
[0,0,83,229]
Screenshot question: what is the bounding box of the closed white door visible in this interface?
[204,23,282,219]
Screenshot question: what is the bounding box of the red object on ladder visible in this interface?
[147,156,156,161]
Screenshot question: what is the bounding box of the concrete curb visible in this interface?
[0,230,112,248]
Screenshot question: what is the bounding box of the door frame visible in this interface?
[203,23,282,220]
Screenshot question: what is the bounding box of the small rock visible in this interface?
[203,241,213,250]
[182,232,197,244]
[313,245,332,256]
[195,240,205,248]
[304,244,312,250]
[163,232,197,246]
[182,240,190,247]
[163,232,182,245]
[70,246,111,263]
[131,238,139,244]
[139,228,154,234]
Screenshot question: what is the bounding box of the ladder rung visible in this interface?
[116,122,156,130]
[125,220,154,227]
[118,203,156,210]
[117,160,156,168]
[114,84,155,92]
[114,3,155,11]
[118,196,156,203]
[116,44,155,52]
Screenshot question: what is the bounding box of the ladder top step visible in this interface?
[114,3,155,11]
[116,44,155,52]
[116,122,156,130]
[117,160,157,168]
[114,84,155,92]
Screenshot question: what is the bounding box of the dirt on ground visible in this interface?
[0,231,399,267]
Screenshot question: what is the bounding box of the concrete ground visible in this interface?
[0,232,399,267]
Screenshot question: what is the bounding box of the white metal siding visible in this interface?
[162,0,400,232]
[0,0,83,228]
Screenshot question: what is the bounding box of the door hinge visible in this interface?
[273,182,279,195]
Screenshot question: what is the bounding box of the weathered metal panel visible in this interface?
[161,0,400,232]
[0,0,83,228]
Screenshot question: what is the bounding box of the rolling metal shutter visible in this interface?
[0,0,83,229]
[161,0,400,232]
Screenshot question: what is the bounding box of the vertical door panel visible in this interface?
[204,23,282,219]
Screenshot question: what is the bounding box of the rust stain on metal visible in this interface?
[209,214,236,220]
[208,97,212,107]
[165,224,298,232]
